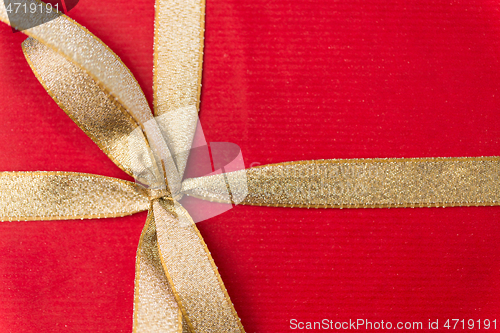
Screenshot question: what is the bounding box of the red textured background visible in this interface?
[1,0,500,332]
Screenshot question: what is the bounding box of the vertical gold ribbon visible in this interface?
[153,0,205,179]
[134,207,184,333]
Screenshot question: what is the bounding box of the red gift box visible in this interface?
[0,0,499,332]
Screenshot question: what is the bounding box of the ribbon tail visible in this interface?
[133,206,185,333]
[152,199,245,333]
[0,172,149,221]
[181,157,500,208]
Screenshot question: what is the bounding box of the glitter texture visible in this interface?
[183,157,500,208]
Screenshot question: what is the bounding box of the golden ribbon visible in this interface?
[0,0,499,332]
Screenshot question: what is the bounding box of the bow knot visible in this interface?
[146,188,171,201]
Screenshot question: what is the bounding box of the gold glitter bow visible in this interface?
[1,0,499,332]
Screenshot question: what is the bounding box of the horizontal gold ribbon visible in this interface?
[0,172,149,221]
[182,157,500,208]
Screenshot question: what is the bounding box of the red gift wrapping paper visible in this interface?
[0,0,500,332]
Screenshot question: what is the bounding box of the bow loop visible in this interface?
[18,17,184,196]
